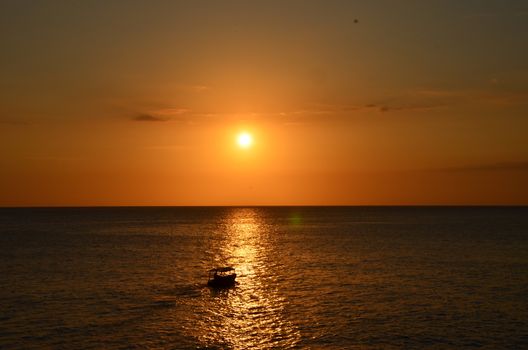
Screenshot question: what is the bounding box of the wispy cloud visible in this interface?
[301,101,445,115]
[364,103,445,113]
[129,99,443,126]
[132,108,191,122]
[128,83,528,125]
[133,114,169,122]
[154,108,189,116]
[408,87,528,107]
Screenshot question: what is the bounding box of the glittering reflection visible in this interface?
[194,208,301,349]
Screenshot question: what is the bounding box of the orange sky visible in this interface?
[1,1,528,206]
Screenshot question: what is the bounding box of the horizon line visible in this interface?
[1,204,527,209]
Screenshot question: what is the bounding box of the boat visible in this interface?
[207,267,236,288]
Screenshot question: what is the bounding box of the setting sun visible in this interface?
[237,132,253,149]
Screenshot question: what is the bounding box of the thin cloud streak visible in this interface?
[411,87,528,107]
[128,84,528,125]
[133,114,169,122]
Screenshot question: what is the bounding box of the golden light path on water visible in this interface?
[194,208,301,349]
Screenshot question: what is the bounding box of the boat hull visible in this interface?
[207,274,236,288]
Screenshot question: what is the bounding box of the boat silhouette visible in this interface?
[207,267,237,288]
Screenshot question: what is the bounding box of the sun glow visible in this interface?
[237,132,253,149]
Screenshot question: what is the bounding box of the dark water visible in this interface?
[1,207,527,349]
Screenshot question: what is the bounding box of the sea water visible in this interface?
[1,206,527,349]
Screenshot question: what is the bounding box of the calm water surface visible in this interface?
[1,207,527,349]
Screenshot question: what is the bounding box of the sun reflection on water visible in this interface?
[196,208,300,349]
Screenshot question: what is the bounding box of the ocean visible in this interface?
[1,206,527,349]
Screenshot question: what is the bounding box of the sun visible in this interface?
[237,132,253,149]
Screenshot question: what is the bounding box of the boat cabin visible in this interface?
[208,267,236,288]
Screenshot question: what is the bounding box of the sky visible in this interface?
[1,0,528,206]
